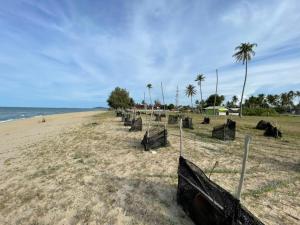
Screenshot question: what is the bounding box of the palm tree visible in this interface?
[146,83,152,105]
[296,91,300,105]
[233,42,257,117]
[232,95,238,107]
[195,74,205,112]
[185,84,197,108]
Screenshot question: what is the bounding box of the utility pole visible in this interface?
[144,92,146,111]
[176,85,179,108]
[213,69,219,116]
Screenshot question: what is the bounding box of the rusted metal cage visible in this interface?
[212,119,236,141]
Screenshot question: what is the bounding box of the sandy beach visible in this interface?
[0,111,299,225]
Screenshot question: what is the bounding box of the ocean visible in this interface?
[0,107,103,122]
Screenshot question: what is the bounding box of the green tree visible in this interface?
[232,95,238,107]
[107,87,133,109]
[233,42,257,117]
[185,84,197,108]
[267,94,277,107]
[168,103,175,110]
[296,91,300,105]
[195,74,205,112]
[154,99,161,107]
[205,94,225,106]
[146,83,153,105]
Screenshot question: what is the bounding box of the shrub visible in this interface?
[243,108,278,116]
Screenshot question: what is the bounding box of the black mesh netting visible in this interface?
[129,117,143,131]
[168,115,179,124]
[255,120,270,130]
[183,117,194,129]
[201,117,210,124]
[177,156,264,225]
[212,119,236,141]
[264,125,282,138]
[256,120,282,138]
[116,111,123,117]
[141,128,168,150]
[123,114,132,126]
[155,114,162,121]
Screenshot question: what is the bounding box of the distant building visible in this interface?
[204,106,228,116]
[204,106,240,116]
[228,108,240,116]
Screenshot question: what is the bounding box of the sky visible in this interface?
[0,0,299,108]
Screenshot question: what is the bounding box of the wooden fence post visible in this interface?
[180,118,183,157]
[236,135,252,200]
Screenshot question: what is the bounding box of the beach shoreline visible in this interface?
[0,110,103,169]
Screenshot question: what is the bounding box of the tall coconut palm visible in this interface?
[233,42,257,117]
[185,84,197,109]
[195,74,205,112]
[146,83,153,105]
[232,95,238,107]
[296,91,300,105]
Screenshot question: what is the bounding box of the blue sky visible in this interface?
[0,0,299,108]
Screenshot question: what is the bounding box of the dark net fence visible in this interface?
[183,117,194,129]
[123,114,132,126]
[177,156,264,225]
[116,110,123,117]
[256,120,282,138]
[212,119,236,141]
[141,128,168,150]
[255,120,270,130]
[129,117,143,132]
[168,115,179,124]
[201,117,210,124]
[155,114,162,121]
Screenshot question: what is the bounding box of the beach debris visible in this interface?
[168,114,179,124]
[41,118,46,123]
[212,119,236,141]
[151,150,157,154]
[182,117,193,129]
[141,127,168,151]
[201,117,210,124]
[177,156,264,225]
[129,117,142,131]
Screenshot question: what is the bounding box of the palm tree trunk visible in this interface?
[240,60,248,117]
[200,82,203,113]
[213,69,218,116]
[148,89,152,105]
[191,96,193,109]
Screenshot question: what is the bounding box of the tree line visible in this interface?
[107,42,299,115]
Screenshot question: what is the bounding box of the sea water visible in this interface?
[0,107,102,122]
